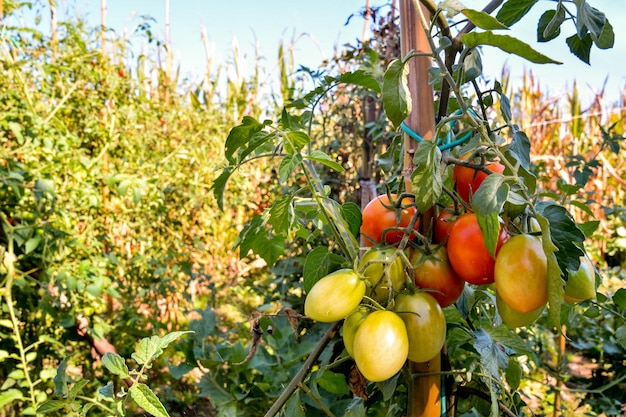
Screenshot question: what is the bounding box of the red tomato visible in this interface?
[447,212,509,285]
[434,206,459,244]
[409,246,465,308]
[360,194,419,247]
[454,160,505,204]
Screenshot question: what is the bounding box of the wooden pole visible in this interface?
[399,1,440,416]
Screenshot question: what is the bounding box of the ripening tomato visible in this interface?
[409,246,465,308]
[564,255,596,302]
[304,269,366,322]
[360,194,419,247]
[359,247,406,304]
[434,206,459,244]
[342,306,370,357]
[352,310,409,382]
[496,291,544,328]
[454,160,505,204]
[393,292,446,363]
[447,212,509,285]
[495,234,547,313]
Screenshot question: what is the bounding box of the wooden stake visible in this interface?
[399,1,440,416]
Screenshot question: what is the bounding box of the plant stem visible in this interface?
[264,322,341,417]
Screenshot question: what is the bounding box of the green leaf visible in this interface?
[269,195,293,237]
[278,154,302,181]
[461,31,561,64]
[317,370,350,395]
[212,166,235,211]
[462,9,509,30]
[224,116,264,164]
[284,390,306,417]
[34,178,55,199]
[306,150,345,173]
[496,0,538,26]
[574,0,614,49]
[284,131,311,154]
[509,128,531,169]
[411,141,443,213]
[345,397,366,417]
[537,214,564,329]
[473,328,507,382]
[578,220,600,237]
[339,70,381,93]
[341,202,362,238]
[616,325,626,350]
[382,58,411,129]
[98,382,115,399]
[68,379,89,400]
[505,359,522,390]
[132,332,193,366]
[129,383,169,417]
[54,356,70,398]
[537,9,563,42]
[472,174,509,258]
[303,247,331,293]
[566,33,592,64]
[36,400,66,414]
[613,288,626,311]
[536,201,585,273]
[102,352,129,377]
[0,389,24,409]
[462,49,482,82]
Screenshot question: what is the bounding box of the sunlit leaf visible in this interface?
[102,352,129,377]
[382,58,411,129]
[224,116,264,164]
[339,70,381,93]
[496,0,538,26]
[317,370,350,395]
[536,201,585,273]
[306,150,344,173]
[461,31,561,64]
[341,202,362,238]
[462,9,509,30]
[472,174,509,257]
[129,384,169,417]
[411,141,442,213]
[269,195,293,237]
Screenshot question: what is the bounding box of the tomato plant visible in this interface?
[409,246,464,308]
[454,159,505,204]
[352,310,409,382]
[304,269,365,322]
[447,212,509,285]
[393,292,446,363]
[358,247,406,304]
[360,194,419,246]
[496,292,544,328]
[342,306,370,357]
[495,234,547,313]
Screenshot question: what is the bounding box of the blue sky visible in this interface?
[16,1,626,105]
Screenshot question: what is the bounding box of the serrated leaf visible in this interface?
[339,70,381,93]
[382,59,411,129]
[36,400,66,414]
[306,150,345,173]
[411,141,442,213]
[496,0,538,26]
[132,332,193,366]
[341,202,362,238]
[537,214,564,329]
[129,384,169,417]
[235,215,285,267]
[538,9,563,42]
[473,328,507,382]
[224,116,264,164]
[461,31,561,64]
[566,33,592,64]
[472,174,509,257]
[102,352,129,377]
[462,9,509,30]
[269,195,293,237]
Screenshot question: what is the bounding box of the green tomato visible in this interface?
[393,292,446,363]
[564,255,596,302]
[304,269,365,322]
[342,306,370,358]
[352,310,409,382]
[496,291,544,328]
[358,247,405,304]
